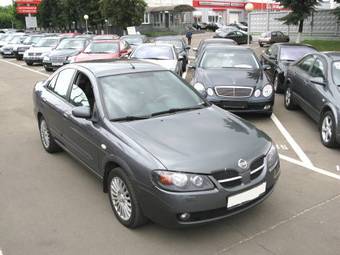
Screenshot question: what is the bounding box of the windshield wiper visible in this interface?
[110,115,150,122]
[150,105,206,117]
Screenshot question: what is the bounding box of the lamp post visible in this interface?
[84,14,89,33]
[72,21,76,32]
[105,19,109,34]
[245,3,254,46]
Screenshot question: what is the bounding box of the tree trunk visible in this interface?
[296,19,304,43]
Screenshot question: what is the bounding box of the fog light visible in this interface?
[179,213,191,221]
[264,104,271,110]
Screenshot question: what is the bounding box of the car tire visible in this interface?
[273,73,284,93]
[107,167,148,228]
[26,61,33,66]
[39,117,62,153]
[44,66,53,72]
[182,58,187,72]
[284,86,297,110]
[320,111,338,148]
[259,42,263,47]
[263,111,273,118]
[16,56,23,60]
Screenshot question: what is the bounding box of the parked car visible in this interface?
[0,33,27,57]
[229,23,248,32]
[130,43,183,75]
[190,45,274,116]
[214,30,251,44]
[69,40,126,63]
[154,36,190,72]
[43,38,90,71]
[33,60,280,228]
[215,26,237,36]
[193,38,237,57]
[24,37,64,66]
[192,22,208,30]
[261,43,317,92]
[258,31,289,47]
[120,34,148,49]
[284,52,340,147]
[93,34,120,40]
[14,34,46,60]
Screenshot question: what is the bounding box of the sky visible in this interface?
[1,0,13,6]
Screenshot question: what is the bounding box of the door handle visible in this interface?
[63,112,70,119]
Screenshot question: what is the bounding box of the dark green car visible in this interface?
[214,30,252,45]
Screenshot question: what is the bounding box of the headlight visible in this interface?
[207,88,214,96]
[194,82,205,93]
[266,144,279,171]
[254,89,261,97]
[262,84,273,97]
[43,56,50,62]
[152,170,214,192]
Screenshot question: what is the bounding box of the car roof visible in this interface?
[90,40,120,43]
[274,43,315,48]
[321,52,340,61]
[73,60,166,77]
[154,36,183,40]
[203,45,252,51]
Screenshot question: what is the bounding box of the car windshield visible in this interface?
[200,49,259,69]
[122,36,143,45]
[9,36,23,44]
[57,39,85,50]
[35,38,59,47]
[100,71,206,121]
[131,45,174,60]
[155,40,183,49]
[4,35,15,42]
[84,42,119,53]
[332,61,340,86]
[280,46,316,61]
[23,36,43,45]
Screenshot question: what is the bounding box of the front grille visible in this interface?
[215,86,253,98]
[212,156,266,188]
[18,47,29,52]
[28,52,42,56]
[50,56,66,62]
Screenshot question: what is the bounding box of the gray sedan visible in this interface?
[33,61,280,228]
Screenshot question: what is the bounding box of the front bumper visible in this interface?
[209,96,274,114]
[43,60,68,70]
[137,162,280,228]
[24,55,44,63]
[1,49,15,57]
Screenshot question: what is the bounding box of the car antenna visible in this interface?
[129,62,136,69]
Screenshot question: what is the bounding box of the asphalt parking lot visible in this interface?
[1,33,340,255]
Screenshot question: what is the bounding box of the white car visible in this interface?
[23,37,63,65]
[0,33,25,55]
[130,43,183,76]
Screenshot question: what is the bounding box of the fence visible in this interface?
[249,9,340,38]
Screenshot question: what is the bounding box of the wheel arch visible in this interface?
[320,104,338,127]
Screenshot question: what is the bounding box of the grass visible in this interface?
[303,39,340,51]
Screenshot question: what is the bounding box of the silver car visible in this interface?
[130,43,183,76]
[0,33,26,56]
[23,37,63,65]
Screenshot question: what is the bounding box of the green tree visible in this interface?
[100,0,146,31]
[0,5,23,29]
[276,0,340,43]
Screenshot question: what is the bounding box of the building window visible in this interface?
[143,12,150,24]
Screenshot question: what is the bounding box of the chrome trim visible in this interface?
[250,164,265,175]
[218,175,242,183]
[215,86,254,98]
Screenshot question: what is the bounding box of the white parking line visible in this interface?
[279,154,340,181]
[182,71,187,79]
[0,249,3,255]
[0,59,49,77]
[337,165,340,172]
[271,114,314,168]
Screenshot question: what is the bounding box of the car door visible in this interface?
[290,55,315,111]
[262,45,278,80]
[304,56,328,121]
[271,32,278,43]
[226,31,237,43]
[40,68,76,145]
[62,71,100,171]
[235,31,246,44]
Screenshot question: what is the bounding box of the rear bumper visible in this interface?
[137,162,280,228]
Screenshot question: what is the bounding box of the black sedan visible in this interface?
[284,52,340,147]
[190,46,274,116]
[214,30,251,45]
[33,60,279,228]
[42,38,90,71]
[261,43,317,92]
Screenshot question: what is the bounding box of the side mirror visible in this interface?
[263,64,271,70]
[310,77,326,86]
[188,63,196,69]
[72,106,91,119]
[178,55,184,61]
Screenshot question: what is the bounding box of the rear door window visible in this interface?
[52,68,76,98]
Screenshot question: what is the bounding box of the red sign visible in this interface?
[15,0,42,4]
[16,6,38,14]
[193,0,285,10]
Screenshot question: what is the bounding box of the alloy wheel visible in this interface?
[321,115,333,144]
[40,120,50,149]
[110,177,132,221]
[285,88,291,106]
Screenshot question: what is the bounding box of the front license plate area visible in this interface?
[227,182,266,208]
[52,62,63,66]
[222,101,248,109]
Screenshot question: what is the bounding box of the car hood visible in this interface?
[114,106,271,173]
[142,59,177,71]
[27,46,54,53]
[195,68,264,88]
[74,52,120,62]
[49,49,81,58]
